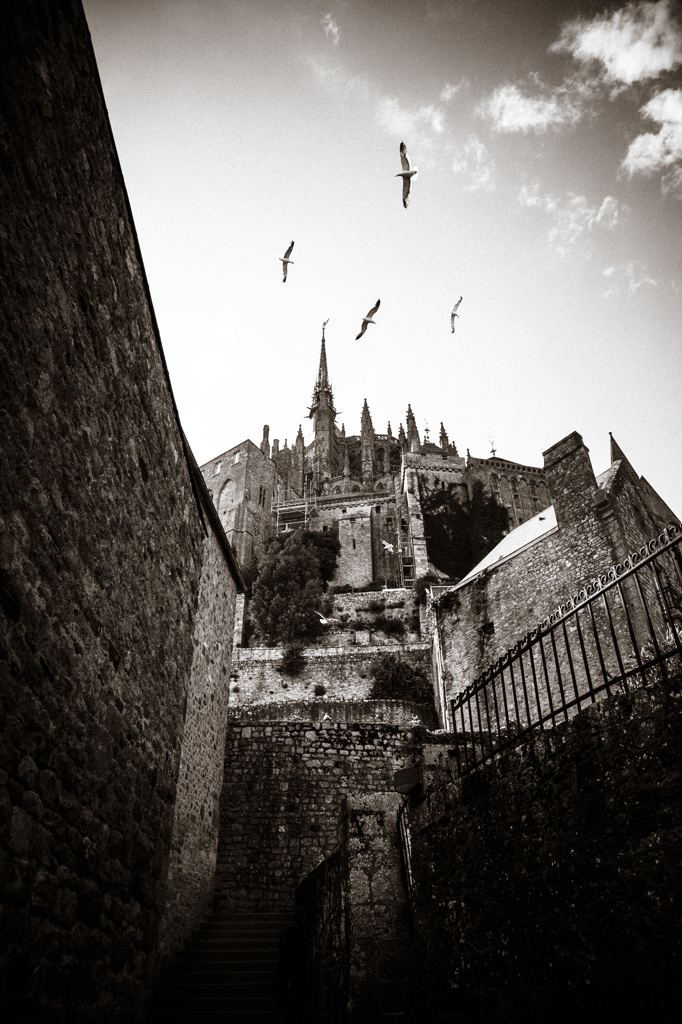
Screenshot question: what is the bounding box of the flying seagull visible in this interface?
[451,296,463,333]
[355,299,380,340]
[396,142,418,208]
[382,540,394,554]
[279,241,294,282]
[315,611,339,626]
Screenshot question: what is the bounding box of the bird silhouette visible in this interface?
[451,296,463,333]
[279,241,294,282]
[381,540,394,554]
[396,142,418,208]
[356,299,380,340]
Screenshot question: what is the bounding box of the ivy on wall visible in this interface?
[421,480,509,581]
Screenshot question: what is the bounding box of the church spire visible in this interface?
[316,322,330,391]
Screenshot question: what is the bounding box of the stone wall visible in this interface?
[156,489,238,959]
[403,678,682,1023]
[0,3,240,1020]
[432,432,681,709]
[227,699,437,728]
[215,721,414,912]
[230,643,431,706]
[297,792,410,1024]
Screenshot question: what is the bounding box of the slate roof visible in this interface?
[455,505,558,588]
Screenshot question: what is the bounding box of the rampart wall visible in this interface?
[230,643,431,705]
[0,3,240,1019]
[215,721,414,912]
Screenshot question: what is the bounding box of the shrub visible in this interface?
[368,599,385,612]
[279,640,306,676]
[314,683,327,696]
[331,583,353,595]
[232,686,240,693]
[369,654,434,705]
[373,614,406,636]
[413,572,441,604]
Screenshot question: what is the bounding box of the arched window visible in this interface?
[218,477,236,513]
[375,448,385,474]
[332,486,341,494]
[390,449,401,473]
[349,448,361,477]
[351,485,361,493]
[375,482,386,491]
[490,473,501,502]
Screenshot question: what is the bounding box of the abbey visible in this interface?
[200,332,552,586]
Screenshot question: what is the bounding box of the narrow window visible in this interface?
[352,539,356,549]
[323,524,328,532]
[214,462,221,475]
[232,451,241,466]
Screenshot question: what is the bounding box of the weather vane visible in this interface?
[322,318,329,339]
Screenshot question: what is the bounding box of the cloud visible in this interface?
[520,187,621,252]
[321,13,340,46]
[440,80,467,102]
[376,97,445,142]
[621,88,682,194]
[478,80,587,133]
[602,260,658,296]
[451,135,495,190]
[550,0,682,90]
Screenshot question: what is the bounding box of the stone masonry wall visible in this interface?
[215,721,414,912]
[403,678,682,1023]
[433,432,682,714]
[0,3,240,1020]
[156,490,238,960]
[297,792,410,1024]
[433,434,622,704]
[227,699,437,728]
[230,644,431,706]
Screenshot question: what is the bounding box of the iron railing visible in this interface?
[450,523,682,775]
[397,801,415,907]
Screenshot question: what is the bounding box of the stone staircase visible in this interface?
[148,911,296,1023]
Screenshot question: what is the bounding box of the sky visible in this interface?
[84,0,682,519]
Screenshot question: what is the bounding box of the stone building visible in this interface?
[200,332,553,588]
[431,430,681,714]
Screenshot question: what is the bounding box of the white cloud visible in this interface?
[602,260,658,295]
[451,135,495,190]
[478,80,586,133]
[376,97,445,142]
[321,13,340,46]
[440,80,467,102]
[520,187,621,252]
[622,88,682,194]
[551,1,682,90]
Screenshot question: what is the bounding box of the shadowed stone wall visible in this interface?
[216,721,413,913]
[404,680,682,1023]
[0,2,240,1020]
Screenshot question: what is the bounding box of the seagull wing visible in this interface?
[284,240,294,259]
[367,299,380,319]
[400,141,410,172]
[355,321,368,340]
[452,296,462,315]
[282,263,288,283]
[402,176,411,208]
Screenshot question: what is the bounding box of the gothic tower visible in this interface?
[308,329,340,494]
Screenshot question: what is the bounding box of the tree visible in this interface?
[250,528,340,644]
[421,479,509,581]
